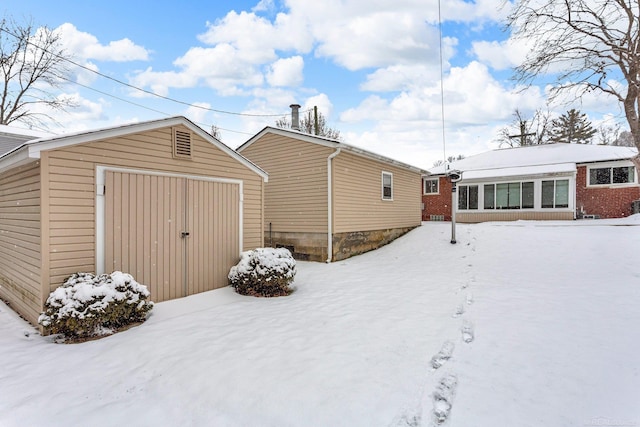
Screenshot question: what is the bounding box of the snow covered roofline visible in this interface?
[0,116,268,181]
[429,143,638,177]
[238,126,428,175]
[0,125,53,157]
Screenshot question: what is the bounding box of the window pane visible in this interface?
[508,182,521,208]
[555,180,569,208]
[496,183,509,209]
[522,182,534,209]
[458,185,468,210]
[469,185,478,210]
[542,180,554,208]
[382,173,392,199]
[612,166,633,184]
[424,179,438,193]
[484,184,495,209]
[590,167,611,185]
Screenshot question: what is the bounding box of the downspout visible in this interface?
[327,148,341,262]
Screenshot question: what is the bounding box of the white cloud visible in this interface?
[471,39,529,70]
[301,93,335,120]
[198,10,313,55]
[338,61,549,167]
[184,102,212,125]
[56,23,150,62]
[266,56,304,87]
[252,0,275,13]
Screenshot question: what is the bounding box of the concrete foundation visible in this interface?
[332,226,417,261]
[265,226,418,262]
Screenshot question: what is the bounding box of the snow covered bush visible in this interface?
[228,248,296,297]
[38,272,154,339]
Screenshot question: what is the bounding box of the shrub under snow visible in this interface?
[38,272,154,339]
[228,248,296,297]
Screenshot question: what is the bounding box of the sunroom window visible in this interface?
[542,179,569,208]
[483,182,533,210]
[458,185,478,210]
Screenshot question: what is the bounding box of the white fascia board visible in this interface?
[239,127,427,174]
[0,146,35,173]
[461,163,577,182]
[0,116,268,182]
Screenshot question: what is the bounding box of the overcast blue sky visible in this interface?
[1,0,626,168]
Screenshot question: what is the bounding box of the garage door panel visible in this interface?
[105,170,239,303]
[106,171,185,303]
[187,180,240,296]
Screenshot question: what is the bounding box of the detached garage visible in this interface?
[0,117,267,326]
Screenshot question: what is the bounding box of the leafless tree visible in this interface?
[433,154,465,167]
[210,124,221,141]
[495,108,551,147]
[276,108,341,140]
[597,122,621,145]
[506,0,640,167]
[0,17,75,127]
[614,130,636,147]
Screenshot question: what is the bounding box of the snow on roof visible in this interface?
[430,143,638,176]
[0,125,54,157]
[462,162,577,181]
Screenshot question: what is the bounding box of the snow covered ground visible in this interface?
[1,217,639,427]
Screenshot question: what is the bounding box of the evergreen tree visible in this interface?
[549,109,596,144]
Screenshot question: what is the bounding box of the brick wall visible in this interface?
[576,165,640,218]
[422,176,452,221]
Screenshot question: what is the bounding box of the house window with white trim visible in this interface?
[458,185,478,210]
[589,166,635,185]
[382,172,393,200]
[483,182,534,210]
[424,178,439,194]
[541,179,569,208]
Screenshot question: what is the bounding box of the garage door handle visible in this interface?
[181,231,190,238]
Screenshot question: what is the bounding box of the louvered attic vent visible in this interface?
[173,128,192,159]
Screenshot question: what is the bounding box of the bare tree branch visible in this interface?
[506,0,640,158]
[0,16,75,127]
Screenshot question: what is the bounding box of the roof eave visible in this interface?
[239,126,427,174]
[0,116,269,182]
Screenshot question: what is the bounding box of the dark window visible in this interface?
[590,166,635,185]
[542,179,569,208]
[424,178,439,194]
[382,172,393,200]
[522,182,534,209]
[484,184,495,209]
[458,185,478,210]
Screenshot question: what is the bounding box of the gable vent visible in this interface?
[173,128,192,159]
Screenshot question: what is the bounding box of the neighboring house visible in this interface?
[237,125,426,262]
[0,116,267,326]
[422,143,640,223]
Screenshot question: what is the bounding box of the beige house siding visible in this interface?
[43,124,264,294]
[240,132,333,233]
[332,151,422,233]
[457,211,574,223]
[0,161,42,324]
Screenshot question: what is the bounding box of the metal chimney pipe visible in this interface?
[290,104,301,131]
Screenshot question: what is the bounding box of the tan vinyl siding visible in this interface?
[332,151,422,233]
[240,133,333,233]
[0,161,41,324]
[44,124,263,293]
[457,211,574,223]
